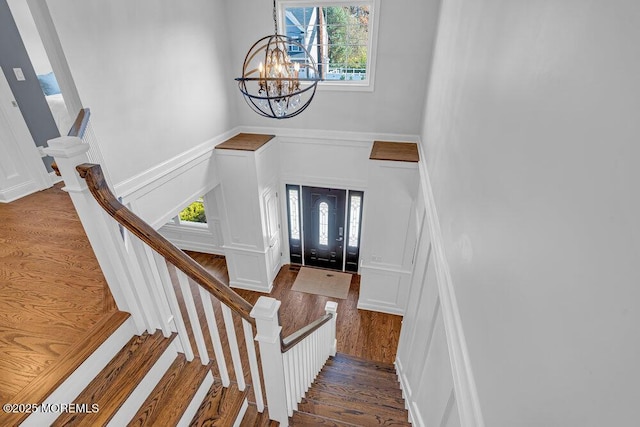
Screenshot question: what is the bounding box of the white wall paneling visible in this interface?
[216,139,278,292]
[358,159,419,315]
[120,148,220,230]
[357,266,411,315]
[159,222,224,255]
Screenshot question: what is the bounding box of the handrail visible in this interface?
[67,108,91,138]
[281,313,333,353]
[76,163,256,324]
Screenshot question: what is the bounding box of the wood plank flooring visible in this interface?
[184,252,402,364]
[0,185,116,403]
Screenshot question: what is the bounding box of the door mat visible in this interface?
[291,267,352,300]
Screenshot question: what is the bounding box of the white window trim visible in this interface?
[277,0,380,92]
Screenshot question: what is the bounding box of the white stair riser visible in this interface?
[22,317,136,427]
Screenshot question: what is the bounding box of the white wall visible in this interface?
[420,0,640,425]
[45,0,237,187]
[225,0,441,135]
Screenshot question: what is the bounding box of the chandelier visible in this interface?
[236,1,321,119]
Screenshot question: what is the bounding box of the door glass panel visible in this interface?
[348,194,361,247]
[288,188,300,240]
[319,201,329,246]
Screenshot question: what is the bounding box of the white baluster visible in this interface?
[242,319,264,411]
[295,344,303,402]
[303,337,310,392]
[44,137,147,333]
[313,328,319,378]
[175,270,209,365]
[251,297,289,425]
[198,287,230,386]
[283,350,294,415]
[221,304,245,390]
[134,240,173,336]
[326,301,338,357]
[151,252,194,361]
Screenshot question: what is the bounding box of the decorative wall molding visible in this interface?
[396,359,424,427]
[238,125,419,145]
[416,143,485,427]
[114,128,238,200]
[159,223,224,256]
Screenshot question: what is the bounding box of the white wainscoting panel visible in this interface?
[357,266,412,315]
[159,221,224,255]
[224,246,271,292]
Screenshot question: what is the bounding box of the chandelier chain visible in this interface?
[272,0,278,34]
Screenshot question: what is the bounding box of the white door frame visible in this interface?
[0,67,52,202]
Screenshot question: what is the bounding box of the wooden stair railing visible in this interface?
[281,313,333,353]
[74,159,338,425]
[76,163,255,323]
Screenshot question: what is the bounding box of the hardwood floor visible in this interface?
[0,185,115,402]
[185,252,402,364]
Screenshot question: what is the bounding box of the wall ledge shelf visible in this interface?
[215,133,275,152]
[369,141,419,163]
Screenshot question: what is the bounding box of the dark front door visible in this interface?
[302,186,346,270]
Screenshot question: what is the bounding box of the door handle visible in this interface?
[336,237,343,242]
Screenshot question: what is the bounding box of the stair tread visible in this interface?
[52,331,176,426]
[128,354,211,426]
[3,311,130,426]
[291,411,356,426]
[323,359,399,381]
[240,403,279,426]
[315,370,403,396]
[189,382,247,426]
[307,381,406,410]
[296,400,411,427]
[330,353,396,372]
[303,391,408,419]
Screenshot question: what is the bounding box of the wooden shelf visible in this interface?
[369,141,419,163]
[215,133,275,151]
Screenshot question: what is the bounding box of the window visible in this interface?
[279,0,379,90]
[178,198,207,225]
[348,193,361,247]
[287,187,301,240]
[318,201,329,245]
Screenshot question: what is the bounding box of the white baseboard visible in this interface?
[0,180,41,203]
[396,358,421,427]
[230,279,273,293]
[356,301,405,316]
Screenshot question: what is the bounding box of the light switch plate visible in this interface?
[13,68,25,81]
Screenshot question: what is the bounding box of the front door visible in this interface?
[302,186,346,270]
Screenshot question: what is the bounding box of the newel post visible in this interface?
[43,136,147,333]
[325,301,338,356]
[251,296,289,425]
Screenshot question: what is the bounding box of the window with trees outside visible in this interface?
[178,198,207,225]
[279,0,379,89]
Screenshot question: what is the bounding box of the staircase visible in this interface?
[34,136,412,426]
[17,325,409,426]
[291,353,410,426]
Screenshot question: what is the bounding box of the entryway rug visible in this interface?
[292,267,352,300]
